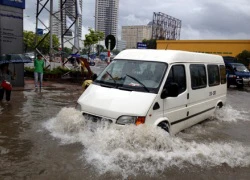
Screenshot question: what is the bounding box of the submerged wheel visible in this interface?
[217,102,223,109]
[157,121,169,133]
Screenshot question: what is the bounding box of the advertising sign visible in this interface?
[36,28,43,35]
[0,0,25,9]
[0,5,23,55]
[137,42,147,49]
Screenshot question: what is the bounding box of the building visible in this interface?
[52,0,82,38]
[95,0,119,39]
[52,12,60,37]
[116,40,127,51]
[157,40,250,57]
[121,25,152,49]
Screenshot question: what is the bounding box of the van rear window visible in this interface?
[190,64,207,89]
[208,65,220,86]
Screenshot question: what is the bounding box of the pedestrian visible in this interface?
[34,54,44,88]
[0,63,15,102]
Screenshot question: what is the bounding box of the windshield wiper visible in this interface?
[125,74,150,92]
[106,71,117,87]
[99,83,114,88]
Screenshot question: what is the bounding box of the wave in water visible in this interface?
[44,107,250,178]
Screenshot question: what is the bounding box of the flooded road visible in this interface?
[1,80,250,179]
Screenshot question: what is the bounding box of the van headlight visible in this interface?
[116,116,145,125]
[75,103,81,111]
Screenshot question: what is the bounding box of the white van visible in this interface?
[77,49,227,135]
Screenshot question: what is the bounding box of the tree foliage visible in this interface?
[23,31,60,54]
[142,39,157,49]
[96,44,104,55]
[83,28,105,55]
[23,31,36,52]
[236,50,250,67]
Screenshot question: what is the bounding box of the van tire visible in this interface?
[217,102,223,109]
[158,121,169,133]
[227,83,230,88]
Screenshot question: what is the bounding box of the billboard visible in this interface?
[0,0,25,9]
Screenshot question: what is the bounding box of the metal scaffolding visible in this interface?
[35,0,81,68]
[152,12,182,40]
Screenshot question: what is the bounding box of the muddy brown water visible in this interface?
[1,84,250,180]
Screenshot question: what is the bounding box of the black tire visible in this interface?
[157,122,169,133]
[227,82,230,88]
[217,102,223,109]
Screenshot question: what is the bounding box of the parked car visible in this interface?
[24,52,35,61]
[225,62,250,88]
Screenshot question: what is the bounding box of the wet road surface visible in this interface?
[1,78,250,179]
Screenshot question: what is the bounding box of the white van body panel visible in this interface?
[77,84,157,120]
[77,49,227,135]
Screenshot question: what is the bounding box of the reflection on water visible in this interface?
[44,106,250,178]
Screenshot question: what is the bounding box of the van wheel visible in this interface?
[227,83,230,88]
[217,102,223,109]
[157,122,169,133]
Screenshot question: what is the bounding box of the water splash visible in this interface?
[213,105,249,122]
[44,107,250,178]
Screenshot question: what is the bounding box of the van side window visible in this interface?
[207,65,220,86]
[220,65,227,84]
[166,65,186,94]
[190,64,207,89]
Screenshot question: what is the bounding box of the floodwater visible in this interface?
[1,82,250,179]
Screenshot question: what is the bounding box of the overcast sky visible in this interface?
[24,0,250,40]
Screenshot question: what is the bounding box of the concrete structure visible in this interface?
[0,1,25,87]
[116,40,126,51]
[51,0,82,38]
[95,0,119,39]
[121,25,152,49]
[157,40,250,57]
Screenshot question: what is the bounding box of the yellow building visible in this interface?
[157,40,250,57]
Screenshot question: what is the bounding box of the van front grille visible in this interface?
[82,113,113,124]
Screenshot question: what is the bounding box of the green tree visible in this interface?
[96,44,104,54]
[83,28,105,56]
[236,50,250,67]
[142,39,157,49]
[37,34,60,54]
[63,47,72,55]
[23,31,60,54]
[23,31,36,52]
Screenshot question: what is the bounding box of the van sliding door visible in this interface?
[162,64,188,134]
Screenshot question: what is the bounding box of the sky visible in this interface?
[23,0,250,40]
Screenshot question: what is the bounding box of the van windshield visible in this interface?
[232,64,249,72]
[95,59,168,93]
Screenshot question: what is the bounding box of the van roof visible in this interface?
[115,49,224,64]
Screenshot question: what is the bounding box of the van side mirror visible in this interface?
[161,83,179,99]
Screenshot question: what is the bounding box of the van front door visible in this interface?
[162,64,188,134]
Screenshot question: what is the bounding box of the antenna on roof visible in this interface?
[165,44,169,50]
